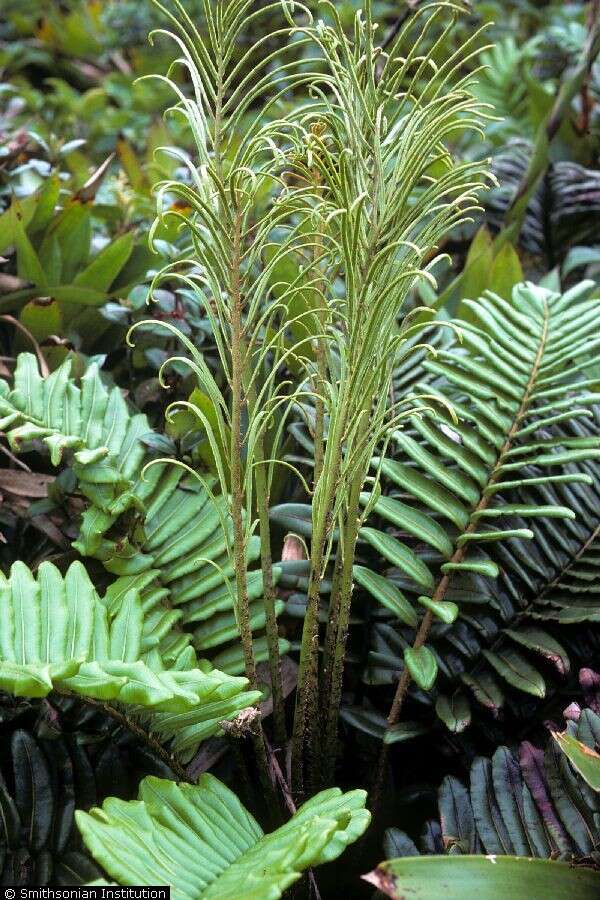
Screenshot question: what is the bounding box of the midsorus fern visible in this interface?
[0,559,261,772]
[355,280,600,795]
[0,353,287,684]
[127,0,325,762]
[279,282,600,753]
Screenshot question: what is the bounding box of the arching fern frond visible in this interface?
[0,353,287,676]
[0,353,148,511]
[378,279,600,728]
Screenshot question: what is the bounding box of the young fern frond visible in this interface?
[283,0,492,791]
[135,0,325,750]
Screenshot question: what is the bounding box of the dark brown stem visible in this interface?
[53,689,188,782]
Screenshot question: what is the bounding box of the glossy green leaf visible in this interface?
[404,646,438,691]
[353,566,417,626]
[74,232,135,292]
[360,528,434,592]
[417,596,459,624]
[552,733,600,791]
[364,856,600,900]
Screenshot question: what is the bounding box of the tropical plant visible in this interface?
[76,774,370,899]
[366,689,600,897]
[0,558,260,765]
[0,353,286,678]
[0,692,180,888]
[2,0,600,897]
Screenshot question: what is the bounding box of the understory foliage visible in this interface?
[1,0,600,897]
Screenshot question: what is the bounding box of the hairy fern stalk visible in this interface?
[128,0,325,771]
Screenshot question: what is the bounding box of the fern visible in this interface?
[472,38,530,144]
[366,280,600,739]
[76,774,370,900]
[0,353,149,506]
[486,141,600,261]
[282,281,600,742]
[363,459,600,730]
[0,353,286,675]
[383,702,600,861]
[0,560,260,761]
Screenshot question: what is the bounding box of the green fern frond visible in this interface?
[372,281,600,709]
[0,353,287,676]
[0,560,260,761]
[0,353,148,509]
[76,773,370,900]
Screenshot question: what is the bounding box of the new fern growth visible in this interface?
[130,0,492,798]
[285,0,492,792]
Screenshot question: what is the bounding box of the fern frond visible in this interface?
[76,774,370,900]
[0,560,260,761]
[384,703,600,860]
[0,354,287,677]
[374,280,600,707]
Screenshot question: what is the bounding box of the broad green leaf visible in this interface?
[552,733,600,791]
[360,528,434,592]
[74,232,135,292]
[353,566,417,626]
[12,215,48,289]
[488,243,523,300]
[364,856,600,899]
[457,225,494,321]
